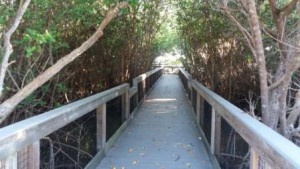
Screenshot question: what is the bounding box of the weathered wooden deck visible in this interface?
[97,75,214,169]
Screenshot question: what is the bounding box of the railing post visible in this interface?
[211,108,221,159]
[5,153,17,169]
[211,108,216,153]
[96,104,106,151]
[199,96,204,127]
[196,94,201,124]
[250,148,259,169]
[27,141,40,169]
[187,78,192,101]
[215,114,221,159]
[122,89,130,121]
[142,79,146,99]
[190,86,194,105]
[133,80,139,106]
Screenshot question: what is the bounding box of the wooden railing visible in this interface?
[178,68,300,169]
[0,67,163,169]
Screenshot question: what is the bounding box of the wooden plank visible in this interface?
[97,104,106,151]
[190,80,300,168]
[97,75,215,169]
[85,149,105,169]
[86,120,129,169]
[0,84,129,160]
[129,87,137,98]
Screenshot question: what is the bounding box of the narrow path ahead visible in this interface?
[97,75,214,169]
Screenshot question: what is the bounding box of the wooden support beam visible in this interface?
[97,104,106,151]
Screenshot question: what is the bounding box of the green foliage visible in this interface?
[175,0,259,101]
[0,3,13,33]
[129,0,139,6]
[21,29,56,57]
[56,83,68,93]
[153,21,179,54]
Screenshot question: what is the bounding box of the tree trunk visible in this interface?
[246,0,270,125]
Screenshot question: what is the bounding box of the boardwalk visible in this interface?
[97,75,214,169]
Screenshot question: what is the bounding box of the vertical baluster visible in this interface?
[5,153,17,169]
[190,86,194,105]
[143,79,146,99]
[28,141,40,169]
[133,80,138,106]
[196,94,200,124]
[215,113,221,159]
[122,89,130,121]
[211,108,216,153]
[96,104,106,151]
[199,96,204,127]
[211,108,221,159]
[250,148,259,169]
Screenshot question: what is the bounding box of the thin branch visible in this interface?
[0,0,31,97]
[261,23,277,38]
[21,53,43,88]
[268,74,287,90]
[268,0,280,16]
[280,0,299,17]
[7,69,21,91]
[0,2,129,124]
[52,141,93,158]
[218,5,257,60]
[261,24,300,50]
[52,145,83,169]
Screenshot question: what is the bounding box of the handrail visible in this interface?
[178,67,192,80]
[0,84,129,160]
[0,67,163,168]
[132,67,162,85]
[131,67,163,105]
[178,68,300,169]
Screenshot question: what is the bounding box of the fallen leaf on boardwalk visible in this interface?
[173,154,180,161]
[128,148,134,153]
[132,160,138,165]
[139,152,145,156]
[112,166,117,169]
[186,162,191,168]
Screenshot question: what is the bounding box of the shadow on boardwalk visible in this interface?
[97,74,214,169]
